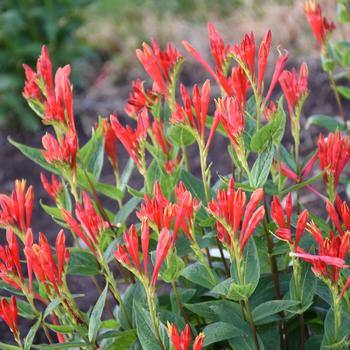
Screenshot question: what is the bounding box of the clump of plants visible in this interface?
[1,1,350,349]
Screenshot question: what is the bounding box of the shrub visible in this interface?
[1,1,350,349]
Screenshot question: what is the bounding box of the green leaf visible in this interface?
[231,238,260,297]
[76,169,123,201]
[43,297,61,319]
[251,144,274,188]
[78,125,105,180]
[45,324,76,333]
[15,298,37,320]
[68,248,100,276]
[305,335,323,350]
[322,308,350,348]
[180,169,207,204]
[306,115,346,132]
[89,284,109,342]
[337,85,350,99]
[250,99,286,152]
[32,343,88,349]
[289,263,317,313]
[227,283,254,301]
[115,197,141,225]
[99,330,137,349]
[0,343,21,350]
[40,201,64,221]
[133,301,162,350]
[120,158,135,193]
[160,252,185,283]
[167,124,195,147]
[181,263,216,289]
[203,321,243,346]
[252,300,299,324]
[24,315,42,350]
[9,138,58,173]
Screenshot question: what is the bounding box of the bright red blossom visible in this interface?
[304,1,335,47]
[110,109,149,170]
[125,79,158,117]
[23,46,75,129]
[102,119,118,170]
[41,130,78,177]
[317,131,350,190]
[137,181,200,242]
[207,178,265,254]
[24,230,69,294]
[167,323,204,350]
[62,192,109,254]
[136,39,183,96]
[0,296,19,338]
[171,80,214,145]
[271,193,309,249]
[279,63,309,120]
[0,179,34,234]
[40,173,63,203]
[215,97,244,153]
[114,223,172,287]
[0,230,24,290]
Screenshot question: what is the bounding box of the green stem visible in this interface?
[328,72,347,130]
[191,240,218,285]
[146,287,165,350]
[101,258,132,328]
[171,281,188,322]
[182,146,190,172]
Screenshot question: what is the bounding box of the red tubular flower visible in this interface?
[317,132,350,191]
[40,173,62,203]
[279,63,309,120]
[304,0,335,47]
[183,23,227,82]
[62,192,108,255]
[114,222,170,287]
[339,275,350,300]
[271,193,309,249]
[125,79,158,117]
[41,130,78,178]
[0,296,19,338]
[258,30,272,95]
[0,179,34,234]
[171,80,212,144]
[110,109,149,170]
[215,97,244,153]
[136,39,183,96]
[24,230,69,294]
[167,323,205,350]
[265,49,289,102]
[151,228,171,287]
[232,32,256,77]
[102,119,118,170]
[115,223,150,275]
[173,182,200,242]
[137,181,199,243]
[335,196,350,231]
[152,119,172,157]
[293,221,350,282]
[207,178,264,254]
[0,229,24,290]
[23,46,75,129]
[137,182,174,232]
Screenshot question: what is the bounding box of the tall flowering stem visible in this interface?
[207,178,264,350]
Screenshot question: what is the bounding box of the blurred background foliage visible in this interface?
[0,0,94,130]
[0,0,327,130]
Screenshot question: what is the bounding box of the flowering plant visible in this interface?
[2,1,350,350]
